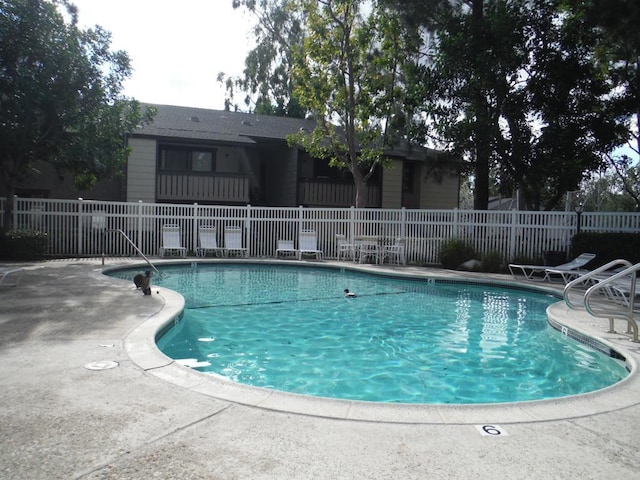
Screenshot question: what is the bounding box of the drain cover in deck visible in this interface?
[84,360,119,371]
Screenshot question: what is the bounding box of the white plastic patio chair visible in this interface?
[298,230,323,260]
[159,224,187,257]
[380,237,406,265]
[224,226,248,257]
[197,225,225,257]
[275,239,298,258]
[336,234,354,261]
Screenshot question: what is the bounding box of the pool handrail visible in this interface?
[103,228,160,276]
[569,261,640,342]
[563,259,633,310]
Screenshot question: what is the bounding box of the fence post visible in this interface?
[401,207,407,239]
[246,204,252,256]
[453,208,459,238]
[349,206,355,240]
[509,209,518,261]
[298,205,304,234]
[12,195,18,229]
[193,203,199,253]
[137,200,143,256]
[77,198,84,256]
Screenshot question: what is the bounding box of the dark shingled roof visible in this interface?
[132,104,454,163]
[132,104,317,144]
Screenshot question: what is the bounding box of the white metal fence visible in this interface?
[1,197,639,264]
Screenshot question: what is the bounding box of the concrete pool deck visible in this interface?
[0,258,639,479]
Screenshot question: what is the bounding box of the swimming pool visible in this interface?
[115,263,628,404]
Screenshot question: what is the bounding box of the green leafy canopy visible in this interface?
[0,0,155,222]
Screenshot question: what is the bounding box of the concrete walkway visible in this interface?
[0,258,639,480]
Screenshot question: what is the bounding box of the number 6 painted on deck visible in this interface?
[482,425,502,435]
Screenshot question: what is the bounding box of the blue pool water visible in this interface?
[115,264,628,404]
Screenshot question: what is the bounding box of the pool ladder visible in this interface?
[102,228,160,277]
[563,259,640,342]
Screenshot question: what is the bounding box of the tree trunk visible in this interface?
[471,0,490,210]
[352,166,366,208]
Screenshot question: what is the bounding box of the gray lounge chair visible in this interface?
[298,230,322,260]
[197,225,226,257]
[275,239,298,258]
[224,226,248,257]
[509,253,596,282]
[159,224,187,257]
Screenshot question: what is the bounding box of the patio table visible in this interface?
[353,236,383,264]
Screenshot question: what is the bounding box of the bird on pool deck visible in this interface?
[344,289,357,298]
[134,270,152,296]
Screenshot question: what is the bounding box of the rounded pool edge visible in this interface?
[119,260,640,425]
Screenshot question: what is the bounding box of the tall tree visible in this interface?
[230,0,424,207]
[0,0,154,226]
[581,158,640,211]
[566,0,640,158]
[289,0,424,207]
[394,0,625,210]
[220,0,305,116]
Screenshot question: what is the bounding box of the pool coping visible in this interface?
[119,259,640,425]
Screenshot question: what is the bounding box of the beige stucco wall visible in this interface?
[3,160,122,201]
[126,138,157,202]
[419,172,459,209]
[381,159,403,209]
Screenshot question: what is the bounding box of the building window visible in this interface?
[313,158,352,181]
[159,146,216,173]
[192,151,213,172]
[161,149,189,171]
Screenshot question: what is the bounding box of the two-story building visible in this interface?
[126,104,460,209]
[4,104,461,209]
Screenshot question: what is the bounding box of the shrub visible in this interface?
[0,229,48,260]
[439,238,477,269]
[511,254,542,266]
[572,232,640,266]
[481,251,503,273]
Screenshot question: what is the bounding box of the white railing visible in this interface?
[2,197,639,263]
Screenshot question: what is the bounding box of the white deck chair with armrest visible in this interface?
[197,225,225,257]
[298,230,323,260]
[356,236,380,264]
[224,226,248,257]
[275,239,298,258]
[159,224,187,257]
[380,237,406,265]
[509,253,596,282]
[336,234,354,261]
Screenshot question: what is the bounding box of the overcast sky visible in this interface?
[68,1,638,161]
[71,0,255,110]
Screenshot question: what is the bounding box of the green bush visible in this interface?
[481,251,504,273]
[572,232,640,266]
[0,229,48,260]
[439,238,477,269]
[511,254,542,265]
